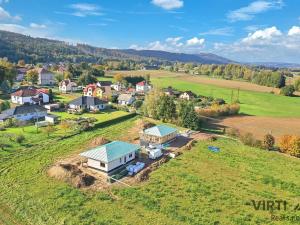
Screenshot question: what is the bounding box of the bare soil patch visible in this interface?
[214,116,300,140]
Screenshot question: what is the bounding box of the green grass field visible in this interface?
[151,76,300,117]
[1,117,300,224]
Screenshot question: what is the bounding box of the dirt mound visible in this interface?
[135,119,155,130]
[48,163,95,188]
[89,137,109,148]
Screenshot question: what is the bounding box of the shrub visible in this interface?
[226,127,240,137]
[15,134,25,144]
[196,103,240,118]
[278,135,300,157]
[262,134,275,150]
[240,132,257,147]
[280,85,295,96]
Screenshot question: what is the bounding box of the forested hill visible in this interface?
[0,30,233,64]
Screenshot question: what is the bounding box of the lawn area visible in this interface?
[1,117,300,224]
[151,76,300,117]
[52,110,128,121]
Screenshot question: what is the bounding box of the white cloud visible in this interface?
[213,25,300,63]
[199,27,234,36]
[0,0,9,4]
[288,26,300,36]
[30,23,47,29]
[242,26,282,43]
[0,6,21,21]
[130,36,205,53]
[0,23,51,38]
[69,3,103,17]
[151,0,184,10]
[186,37,205,46]
[227,0,284,22]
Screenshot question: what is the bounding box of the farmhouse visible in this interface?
[37,68,55,86]
[163,86,181,97]
[136,81,152,93]
[68,96,108,111]
[80,141,140,172]
[140,124,178,145]
[180,91,196,100]
[0,105,47,122]
[11,86,49,105]
[111,82,123,91]
[58,79,78,93]
[118,94,135,105]
[83,84,112,99]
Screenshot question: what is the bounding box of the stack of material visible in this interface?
[126,162,145,176]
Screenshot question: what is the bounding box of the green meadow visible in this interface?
[151,77,300,117]
[1,117,300,225]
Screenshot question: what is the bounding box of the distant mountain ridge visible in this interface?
[0,30,233,64]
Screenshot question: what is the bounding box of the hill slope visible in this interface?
[0,30,233,64]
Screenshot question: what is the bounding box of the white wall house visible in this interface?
[0,105,48,122]
[38,68,55,86]
[80,141,140,172]
[11,87,49,105]
[118,94,135,105]
[58,79,78,93]
[136,81,152,93]
[111,82,123,92]
[68,96,107,111]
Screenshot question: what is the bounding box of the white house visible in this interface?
[79,141,140,172]
[118,94,135,105]
[0,105,47,122]
[38,68,55,86]
[58,79,78,93]
[11,86,49,105]
[179,91,196,101]
[111,82,123,92]
[136,81,152,93]
[68,96,108,111]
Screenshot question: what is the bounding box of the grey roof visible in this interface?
[80,141,140,163]
[118,94,134,102]
[0,105,47,118]
[143,125,178,137]
[97,81,112,86]
[69,96,107,107]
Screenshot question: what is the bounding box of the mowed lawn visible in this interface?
[151,76,300,117]
[1,117,300,224]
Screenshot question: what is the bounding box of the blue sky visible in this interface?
[0,0,300,62]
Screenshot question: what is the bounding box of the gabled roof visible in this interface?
[69,96,107,106]
[118,94,134,101]
[83,84,97,92]
[143,125,178,137]
[80,141,140,163]
[1,105,47,117]
[97,81,112,87]
[11,86,48,97]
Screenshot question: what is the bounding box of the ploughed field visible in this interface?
[1,117,300,225]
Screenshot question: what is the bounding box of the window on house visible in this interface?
[129,153,132,158]
[120,158,122,163]
[100,162,105,168]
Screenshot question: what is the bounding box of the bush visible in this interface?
[15,134,25,144]
[226,127,240,137]
[240,132,257,147]
[196,103,240,118]
[278,135,300,157]
[262,134,275,150]
[280,85,295,96]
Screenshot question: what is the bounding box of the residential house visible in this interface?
[68,96,108,111]
[16,67,27,81]
[111,82,124,92]
[11,86,49,105]
[45,114,60,124]
[163,86,181,97]
[118,94,135,105]
[58,79,78,93]
[37,68,55,86]
[136,81,152,93]
[83,84,112,100]
[140,124,178,145]
[79,141,140,172]
[97,81,112,87]
[0,105,47,122]
[179,91,196,101]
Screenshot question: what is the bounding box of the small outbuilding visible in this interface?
[79,141,140,172]
[140,124,178,145]
[45,114,60,124]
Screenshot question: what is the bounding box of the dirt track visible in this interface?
[215,116,300,140]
